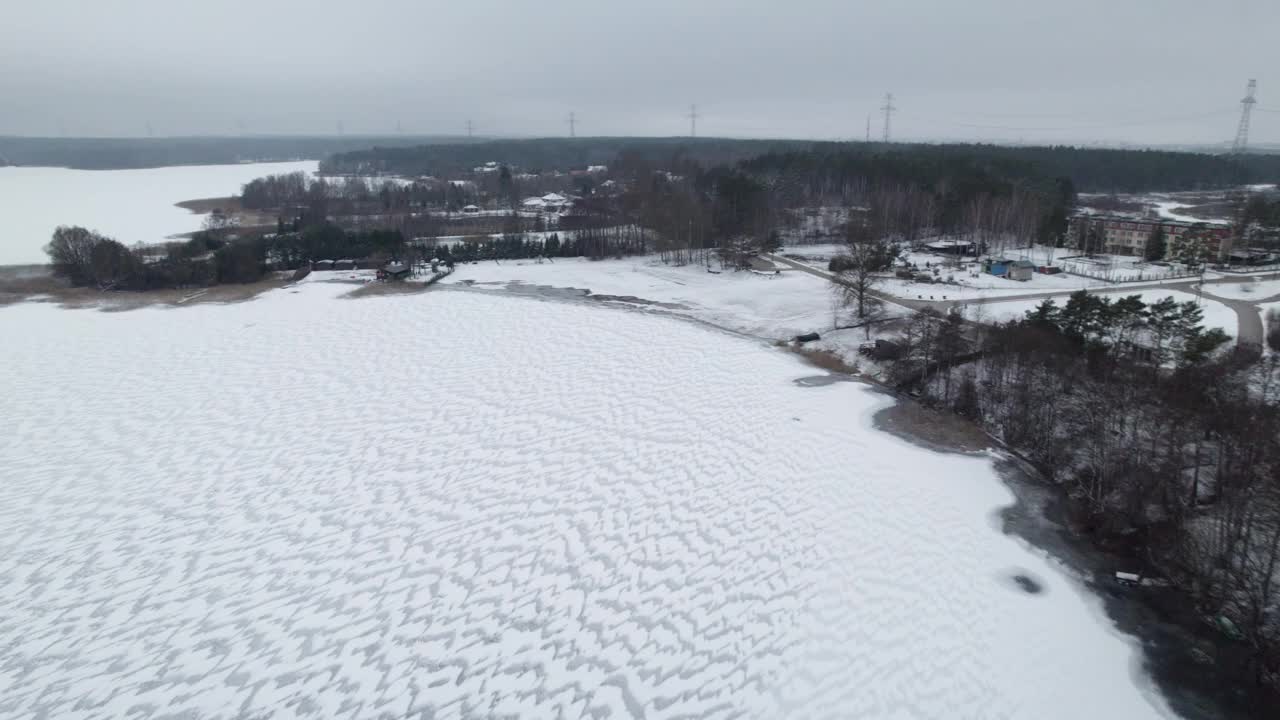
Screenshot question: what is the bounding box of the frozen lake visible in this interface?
[0,283,1170,719]
[0,160,317,265]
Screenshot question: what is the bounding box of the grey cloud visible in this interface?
[1,0,1276,145]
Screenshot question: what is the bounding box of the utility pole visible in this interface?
[568,111,576,138]
[1231,79,1257,155]
[881,93,896,143]
[687,104,698,138]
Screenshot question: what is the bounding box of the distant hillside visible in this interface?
[0,135,473,170]
[325,137,1280,194]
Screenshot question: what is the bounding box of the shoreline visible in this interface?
[439,276,1279,718]
[870,390,1275,720]
[4,260,1275,717]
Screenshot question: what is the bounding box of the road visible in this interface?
[766,254,1280,348]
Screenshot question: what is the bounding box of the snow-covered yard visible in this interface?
[967,288,1238,337]
[445,256,842,340]
[0,284,1170,719]
[1201,277,1280,302]
[779,242,847,260]
[1057,255,1194,283]
[878,269,1104,302]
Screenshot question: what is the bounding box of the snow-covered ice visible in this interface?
[0,283,1171,719]
[0,161,318,265]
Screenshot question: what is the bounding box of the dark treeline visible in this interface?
[432,226,648,264]
[44,226,273,290]
[0,135,466,170]
[1245,194,1280,228]
[321,137,826,178]
[43,220,650,291]
[241,172,474,214]
[324,137,1280,194]
[893,293,1280,688]
[43,223,415,291]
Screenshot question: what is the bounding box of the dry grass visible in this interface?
[0,268,288,311]
[792,347,860,375]
[343,282,436,299]
[873,397,993,454]
[174,196,243,213]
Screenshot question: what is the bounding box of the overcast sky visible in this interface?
[2,0,1277,146]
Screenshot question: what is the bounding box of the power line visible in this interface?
[881,93,896,142]
[948,109,1235,132]
[1232,79,1258,154]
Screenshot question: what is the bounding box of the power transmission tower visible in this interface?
[881,93,896,143]
[568,111,576,138]
[396,120,403,134]
[865,114,871,143]
[337,120,345,136]
[1232,79,1258,154]
[687,104,698,138]
[466,119,474,139]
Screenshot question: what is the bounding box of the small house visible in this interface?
[540,193,568,211]
[378,262,411,282]
[987,258,1034,281]
[460,204,481,214]
[1008,260,1035,281]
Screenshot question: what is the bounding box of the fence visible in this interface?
[1057,258,1197,284]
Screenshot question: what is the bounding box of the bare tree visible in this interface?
[834,217,895,319]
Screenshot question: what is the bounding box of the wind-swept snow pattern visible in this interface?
[0,284,1169,719]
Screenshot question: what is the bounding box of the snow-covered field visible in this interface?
[779,243,847,260]
[446,257,841,339]
[878,271,1103,301]
[1201,278,1280,302]
[0,161,318,265]
[969,288,1238,337]
[0,282,1171,719]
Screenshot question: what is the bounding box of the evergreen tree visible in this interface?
[1144,225,1166,261]
[1024,298,1061,330]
